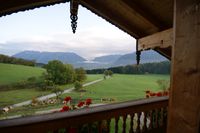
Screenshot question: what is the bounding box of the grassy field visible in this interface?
[0,63,45,85]
[0,74,103,107]
[0,63,103,107]
[0,74,169,119]
[61,74,169,103]
[0,89,51,107]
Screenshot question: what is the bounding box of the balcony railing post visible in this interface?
[115,117,119,133]
[129,114,134,133]
[137,112,141,133]
[98,121,102,133]
[106,119,111,133]
[143,111,147,132]
[154,109,158,128]
[159,108,163,127]
[149,110,153,130]
[122,115,127,133]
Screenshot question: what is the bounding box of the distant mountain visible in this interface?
[13,51,86,65]
[12,50,168,70]
[113,50,167,66]
[92,54,121,64]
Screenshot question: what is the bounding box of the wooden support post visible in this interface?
[167,0,200,133]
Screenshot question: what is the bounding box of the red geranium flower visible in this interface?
[156,92,162,97]
[59,109,64,112]
[77,101,85,107]
[150,92,156,97]
[64,96,72,102]
[85,98,92,105]
[62,106,70,111]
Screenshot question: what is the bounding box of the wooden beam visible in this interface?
[154,47,171,60]
[167,0,200,133]
[123,0,166,30]
[0,0,68,17]
[138,28,173,51]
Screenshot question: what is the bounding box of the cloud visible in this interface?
[0,27,136,60]
[0,3,136,59]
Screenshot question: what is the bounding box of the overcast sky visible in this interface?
[0,3,136,60]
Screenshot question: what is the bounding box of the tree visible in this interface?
[75,67,87,82]
[0,54,35,66]
[65,64,76,84]
[44,60,67,84]
[108,70,113,76]
[104,70,113,77]
[103,70,109,76]
[44,60,75,85]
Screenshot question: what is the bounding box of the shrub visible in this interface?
[27,76,37,82]
[156,79,169,91]
[74,81,82,91]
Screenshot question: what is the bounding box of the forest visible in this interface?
[0,54,35,66]
[87,61,170,74]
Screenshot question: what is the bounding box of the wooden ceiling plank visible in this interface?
[0,0,68,17]
[123,0,166,30]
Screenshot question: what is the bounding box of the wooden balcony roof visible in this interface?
[0,0,68,17]
[0,0,173,58]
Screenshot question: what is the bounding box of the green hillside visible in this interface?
[0,63,45,85]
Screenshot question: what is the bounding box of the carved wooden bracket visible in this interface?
[138,28,173,51]
[70,0,79,33]
[136,40,141,65]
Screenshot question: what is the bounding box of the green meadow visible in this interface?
[61,74,169,103]
[0,74,102,107]
[0,63,169,119]
[0,63,45,85]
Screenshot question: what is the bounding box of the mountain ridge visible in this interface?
[113,50,167,66]
[13,50,168,69]
[92,54,122,64]
[13,51,86,65]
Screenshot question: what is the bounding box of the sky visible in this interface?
[0,3,136,60]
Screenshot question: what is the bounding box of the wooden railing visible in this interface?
[0,96,168,133]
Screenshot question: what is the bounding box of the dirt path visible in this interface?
[11,78,103,108]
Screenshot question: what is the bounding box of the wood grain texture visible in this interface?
[168,0,200,133]
[138,28,173,51]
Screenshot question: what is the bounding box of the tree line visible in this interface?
[0,54,35,66]
[87,61,170,74]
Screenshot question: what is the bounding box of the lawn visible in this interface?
[0,63,45,85]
